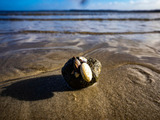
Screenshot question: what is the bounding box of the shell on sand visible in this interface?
[80,63,92,82]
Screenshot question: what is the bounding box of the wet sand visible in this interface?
[0,37,160,120]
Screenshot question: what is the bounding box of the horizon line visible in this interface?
[0,9,160,12]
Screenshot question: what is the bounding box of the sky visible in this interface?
[0,0,160,11]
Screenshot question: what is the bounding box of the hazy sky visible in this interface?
[0,0,160,10]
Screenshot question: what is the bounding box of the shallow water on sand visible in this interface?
[0,11,160,120]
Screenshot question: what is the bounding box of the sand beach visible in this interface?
[0,11,160,119]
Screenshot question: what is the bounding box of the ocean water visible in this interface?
[1,11,160,41]
[1,11,160,34]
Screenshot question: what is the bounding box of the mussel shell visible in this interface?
[73,58,81,70]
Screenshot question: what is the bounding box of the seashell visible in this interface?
[74,72,80,78]
[79,56,87,63]
[80,63,92,82]
[74,57,81,70]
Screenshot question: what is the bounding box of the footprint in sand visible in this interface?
[127,65,159,85]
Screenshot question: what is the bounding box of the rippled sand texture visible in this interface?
[0,33,160,120]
